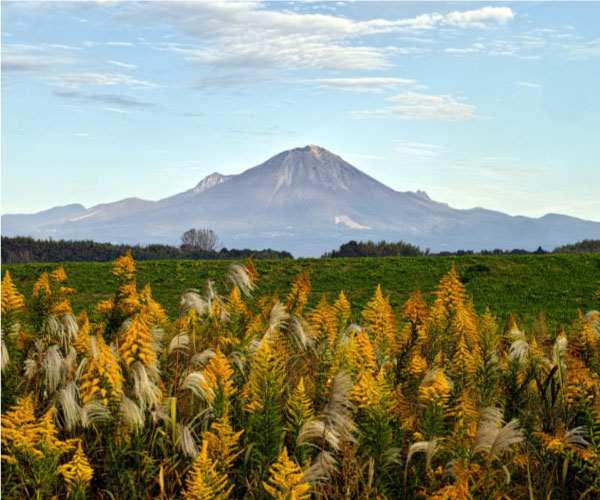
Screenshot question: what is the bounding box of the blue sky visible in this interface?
[2,1,599,220]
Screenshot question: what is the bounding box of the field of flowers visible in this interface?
[1,251,599,499]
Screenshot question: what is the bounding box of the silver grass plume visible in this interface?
[120,395,145,429]
[228,350,246,376]
[176,423,199,459]
[298,371,357,484]
[56,382,82,431]
[43,344,64,393]
[407,440,439,469]
[169,333,190,355]
[226,262,255,297]
[565,427,590,448]
[266,301,289,338]
[472,407,524,458]
[180,291,208,317]
[181,371,211,401]
[300,451,337,484]
[1,328,9,373]
[81,400,110,427]
[190,347,216,368]
[509,339,530,363]
[585,310,599,338]
[288,315,315,352]
[131,361,162,411]
[551,334,568,369]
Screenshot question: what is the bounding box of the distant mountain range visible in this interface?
[3,145,600,257]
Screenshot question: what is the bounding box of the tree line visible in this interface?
[323,239,600,258]
[1,236,292,264]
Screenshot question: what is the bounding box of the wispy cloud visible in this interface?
[106,41,134,47]
[131,3,515,73]
[50,71,157,89]
[517,81,541,88]
[1,44,74,72]
[353,91,476,121]
[54,90,155,109]
[394,142,445,159]
[107,60,138,69]
[312,77,417,93]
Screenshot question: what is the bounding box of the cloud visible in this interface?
[54,90,154,108]
[129,2,515,72]
[312,77,416,93]
[394,142,445,159]
[229,125,295,137]
[50,71,157,89]
[353,91,476,121]
[107,60,138,69]
[106,41,134,47]
[517,81,541,88]
[1,44,74,72]
[445,6,514,28]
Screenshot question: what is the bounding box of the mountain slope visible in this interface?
[3,145,599,256]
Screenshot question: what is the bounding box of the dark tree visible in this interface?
[180,228,220,252]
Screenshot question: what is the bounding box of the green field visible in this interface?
[4,253,600,328]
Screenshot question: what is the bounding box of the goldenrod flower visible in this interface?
[1,271,25,315]
[118,315,156,368]
[202,412,244,473]
[420,369,452,407]
[262,447,310,500]
[50,266,67,283]
[286,272,311,313]
[286,377,314,433]
[79,334,123,406]
[112,250,136,281]
[200,347,237,402]
[183,441,232,500]
[33,271,51,298]
[348,329,376,375]
[58,440,93,491]
[361,284,396,353]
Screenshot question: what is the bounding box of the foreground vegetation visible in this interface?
[4,253,600,328]
[1,252,599,499]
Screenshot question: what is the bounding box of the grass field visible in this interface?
[4,253,600,328]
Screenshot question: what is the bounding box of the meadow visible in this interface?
[4,253,600,328]
[1,253,599,499]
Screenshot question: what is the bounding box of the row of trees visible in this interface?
[323,239,600,258]
[1,234,292,264]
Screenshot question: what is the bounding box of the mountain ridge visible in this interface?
[3,145,599,256]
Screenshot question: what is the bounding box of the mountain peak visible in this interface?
[193,172,232,193]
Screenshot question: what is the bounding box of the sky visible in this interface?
[2,1,599,221]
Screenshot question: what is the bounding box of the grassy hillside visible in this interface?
[4,253,600,328]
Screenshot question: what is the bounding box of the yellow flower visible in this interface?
[58,440,93,491]
[361,284,396,353]
[118,315,156,368]
[1,271,25,315]
[33,272,51,298]
[200,347,237,402]
[286,377,314,432]
[79,334,123,405]
[419,369,452,407]
[50,266,67,283]
[348,329,377,375]
[202,412,244,473]
[262,447,310,500]
[183,441,232,500]
[286,272,311,313]
[112,250,136,281]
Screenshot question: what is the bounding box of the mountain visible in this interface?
[3,145,600,256]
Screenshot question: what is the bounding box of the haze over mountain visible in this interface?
[3,145,599,257]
